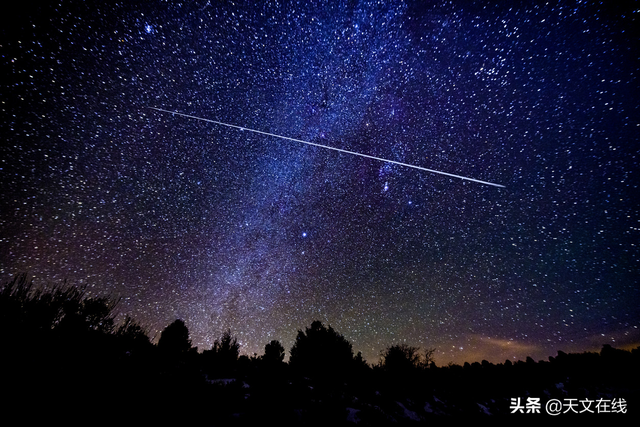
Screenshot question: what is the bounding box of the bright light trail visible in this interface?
[148,107,505,188]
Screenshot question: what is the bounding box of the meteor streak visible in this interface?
[148,107,505,188]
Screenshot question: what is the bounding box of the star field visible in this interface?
[1,0,638,365]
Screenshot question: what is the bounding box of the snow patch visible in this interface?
[346,407,360,424]
[396,402,420,421]
[477,403,492,415]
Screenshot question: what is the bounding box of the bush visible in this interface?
[0,274,122,345]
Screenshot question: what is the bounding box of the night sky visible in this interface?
[1,1,638,366]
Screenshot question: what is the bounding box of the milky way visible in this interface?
[1,1,638,365]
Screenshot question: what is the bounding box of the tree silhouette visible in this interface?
[263,340,285,364]
[212,329,240,364]
[202,329,240,376]
[289,320,354,378]
[424,348,436,368]
[158,319,192,354]
[380,344,422,375]
[6,274,640,421]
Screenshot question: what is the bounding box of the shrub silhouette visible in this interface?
[116,315,151,350]
[158,319,192,354]
[0,274,160,423]
[116,316,149,341]
[289,320,354,378]
[0,273,119,337]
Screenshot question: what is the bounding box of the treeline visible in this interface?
[1,275,637,424]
